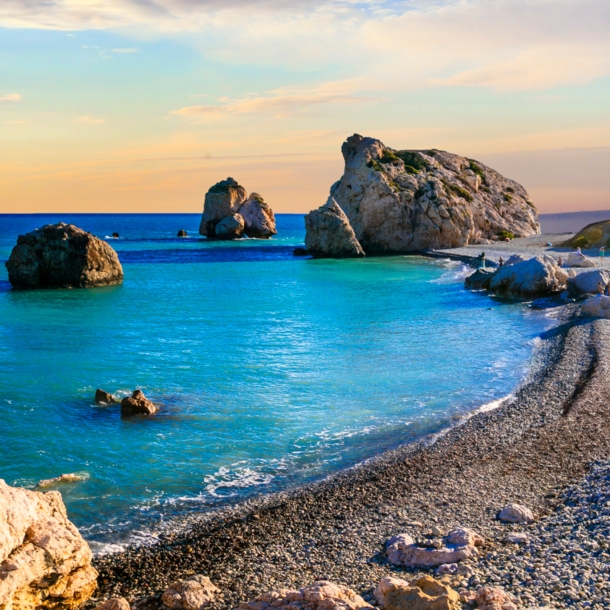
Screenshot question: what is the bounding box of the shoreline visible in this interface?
[92,294,610,609]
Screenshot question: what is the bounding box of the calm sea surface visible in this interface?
[0,214,554,551]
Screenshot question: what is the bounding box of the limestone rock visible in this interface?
[374,575,460,610]
[238,193,277,239]
[36,474,87,488]
[95,389,118,404]
[474,587,518,610]
[489,256,567,299]
[386,528,483,568]
[5,223,123,289]
[120,390,157,416]
[161,575,219,610]
[214,214,245,240]
[504,532,528,544]
[580,295,610,319]
[94,598,131,610]
[305,198,365,258]
[199,178,247,237]
[567,269,609,298]
[498,503,534,524]
[504,254,527,266]
[567,252,595,268]
[310,134,539,254]
[237,581,372,610]
[177,230,188,238]
[563,219,610,249]
[465,269,495,290]
[0,479,98,610]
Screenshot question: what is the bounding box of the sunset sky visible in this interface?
[1,0,609,214]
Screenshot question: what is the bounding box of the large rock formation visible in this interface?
[198,178,276,240]
[305,198,365,258]
[488,256,567,299]
[0,479,98,610]
[5,223,123,289]
[305,134,539,255]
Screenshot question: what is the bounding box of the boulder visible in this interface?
[214,214,245,240]
[386,528,484,568]
[567,269,609,298]
[308,134,539,254]
[498,503,534,524]
[567,252,595,268]
[474,587,518,610]
[36,473,87,488]
[238,193,277,238]
[374,575,460,610]
[305,198,365,258]
[161,575,219,610]
[199,178,247,237]
[465,269,495,290]
[580,295,610,319]
[95,389,118,404]
[504,532,528,544]
[5,223,124,289]
[177,230,188,238]
[0,479,98,610]
[237,581,372,610]
[120,390,158,416]
[489,256,567,299]
[94,599,131,610]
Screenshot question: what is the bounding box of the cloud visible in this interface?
[112,47,138,53]
[0,93,21,101]
[76,116,105,124]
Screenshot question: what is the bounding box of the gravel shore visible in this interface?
[92,296,610,609]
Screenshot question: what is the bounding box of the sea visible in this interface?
[0,213,556,553]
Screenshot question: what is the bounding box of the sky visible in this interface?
[0,0,609,214]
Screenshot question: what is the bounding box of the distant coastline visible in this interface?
[540,209,610,234]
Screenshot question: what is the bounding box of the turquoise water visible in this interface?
[0,214,553,551]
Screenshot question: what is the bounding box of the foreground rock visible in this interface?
[497,503,534,524]
[386,528,484,568]
[567,251,595,268]
[489,256,567,298]
[0,479,98,610]
[5,223,124,288]
[120,390,157,416]
[374,576,460,610]
[567,269,609,298]
[474,587,518,610]
[198,178,276,240]
[94,599,131,610]
[304,198,365,258]
[238,581,372,610]
[161,575,219,610]
[581,294,610,319]
[464,268,495,290]
[304,134,539,254]
[95,389,118,404]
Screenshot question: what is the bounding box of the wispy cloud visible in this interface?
[0,93,21,101]
[112,48,138,53]
[76,115,105,124]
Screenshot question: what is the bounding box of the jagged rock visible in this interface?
[120,390,157,416]
[498,503,534,524]
[305,198,365,258]
[177,230,188,238]
[95,389,118,404]
[36,474,87,488]
[474,587,518,610]
[237,581,372,610]
[567,252,595,268]
[214,214,245,240]
[161,575,219,610]
[374,575,460,610]
[581,295,610,319]
[386,528,484,568]
[94,598,131,610]
[238,193,277,238]
[0,479,98,610]
[5,223,123,289]
[199,178,247,238]
[310,134,539,253]
[489,256,567,299]
[567,269,609,298]
[465,269,495,290]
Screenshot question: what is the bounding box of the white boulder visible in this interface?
[238,193,277,239]
[489,256,567,299]
[498,503,534,524]
[567,252,595,268]
[581,295,610,319]
[214,214,245,239]
[567,269,609,297]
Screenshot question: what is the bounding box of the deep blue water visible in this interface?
[0,214,554,552]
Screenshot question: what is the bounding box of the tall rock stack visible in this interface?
[304,134,540,257]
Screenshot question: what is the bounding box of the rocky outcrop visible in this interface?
[305,134,539,254]
[161,575,219,610]
[488,256,567,299]
[563,219,610,249]
[581,295,610,319]
[0,479,98,610]
[237,581,372,610]
[567,270,609,298]
[95,389,118,405]
[386,528,484,568]
[5,223,123,289]
[120,390,157,416]
[464,269,495,290]
[198,179,276,240]
[304,198,365,258]
[498,503,534,524]
[374,576,460,610]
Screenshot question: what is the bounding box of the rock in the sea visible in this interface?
[464,268,495,291]
[177,230,188,238]
[293,247,308,257]
[567,251,595,268]
[386,528,484,568]
[0,479,98,610]
[498,503,534,524]
[567,269,609,298]
[237,581,372,610]
[36,473,87,488]
[474,587,518,610]
[120,390,157,416]
[199,177,247,238]
[238,193,277,238]
[374,575,460,610]
[95,389,118,404]
[305,197,365,258]
[214,214,245,240]
[161,575,219,610]
[580,295,610,319]
[307,134,539,253]
[5,223,124,289]
[489,256,567,299]
[94,598,131,610]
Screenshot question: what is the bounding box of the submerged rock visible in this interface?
[120,390,158,416]
[374,575,460,610]
[95,389,119,404]
[162,575,219,610]
[293,247,309,257]
[498,503,534,524]
[5,223,124,289]
[305,197,365,258]
[306,134,539,254]
[0,479,98,610]
[177,229,188,238]
[488,256,567,299]
[36,473,87,488]
[239,193,277,238]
